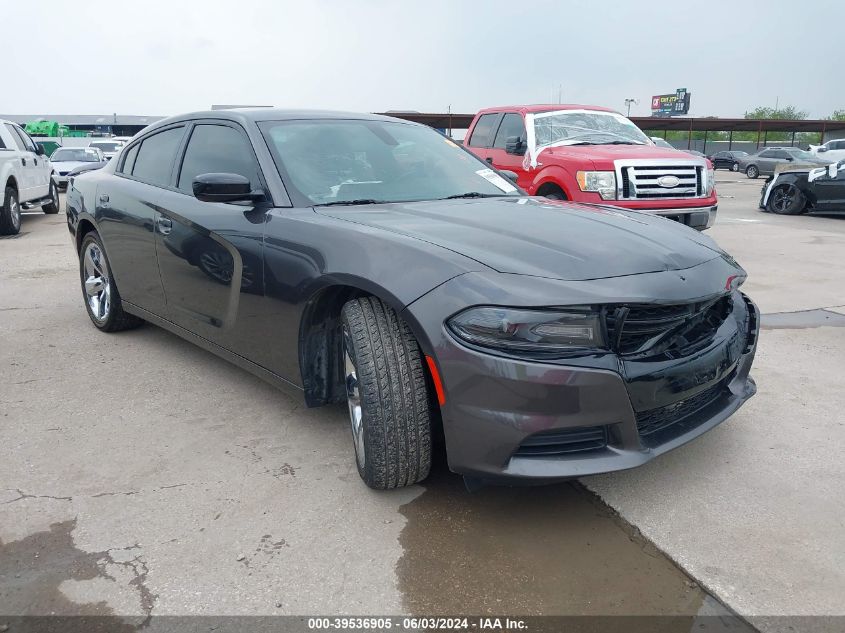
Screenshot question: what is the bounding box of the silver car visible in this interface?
[50,147,105,189]
[738,147,832,179]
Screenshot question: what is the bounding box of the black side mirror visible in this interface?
[505,136,525,155]
[499,170,519,184]
[193,173,262,203]
[785,156,794,161]
[35,144,46,156]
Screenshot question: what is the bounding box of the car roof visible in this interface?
[475,104,620,116]
[143,108,411,132]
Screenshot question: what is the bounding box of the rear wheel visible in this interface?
[341,296,432,489]
[767,184,806,215]
[79,232,144,331]
[746,165,759,179]
[42,180,60,214]
[1,187,21,235]
[731,162,740,172]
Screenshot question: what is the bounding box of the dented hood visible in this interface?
[316,197,724,281]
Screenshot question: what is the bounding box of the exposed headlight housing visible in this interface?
[576,171,616,200]
[447,306,605,353]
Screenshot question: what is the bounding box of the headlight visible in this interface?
[447,306,605,352]
[704,167,715,195]
[576,171,616,200]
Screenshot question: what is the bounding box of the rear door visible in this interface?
[464,112,501,165]
[487,113,530,190]
[758,149,780,174]
[154,120,268,356]
[95,125,186,315]
[812,165,845,210]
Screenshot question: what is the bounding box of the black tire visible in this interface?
[42,180,60,214]
[341,296,432,489]
[79,231,144,332]
[538,186,566,201]
[767,184,806,215]
[746,165,759,179]
[1,186,21,235]
[731,162,740,172]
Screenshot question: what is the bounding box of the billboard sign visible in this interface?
[651,88,691,117]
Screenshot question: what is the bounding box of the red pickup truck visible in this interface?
[465,104,718,230]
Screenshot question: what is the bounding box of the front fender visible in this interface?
[529,164,575,198]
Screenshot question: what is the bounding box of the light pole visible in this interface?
[625,98,639,117]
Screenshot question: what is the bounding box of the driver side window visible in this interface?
[177,124,261,194]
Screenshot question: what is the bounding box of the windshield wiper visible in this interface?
[315,199,388,207]
[441,192,505,200]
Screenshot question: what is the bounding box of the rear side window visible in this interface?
[492,113,526,149]
[131,127,185,187]
[120,143,140,174]
[4,124,25,150]
[467,114,500,148]
[177,124,260,193]
[759,150,776,158]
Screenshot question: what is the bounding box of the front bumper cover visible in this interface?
[405,267,758,483]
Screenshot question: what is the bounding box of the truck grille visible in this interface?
[605,295,733,356]
[618,161,704,200]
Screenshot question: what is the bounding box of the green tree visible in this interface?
[827,109,845,121]
[744,105,808,121]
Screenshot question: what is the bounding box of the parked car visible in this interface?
[737,147,831,179]
[50,147,106,190]
[807,139,845,162]
[0,119,60,234]
[66,109,759,490]
[709,151,749,171]
[88,139,125,160]
[465,105,717,230]
[760,160,845,215]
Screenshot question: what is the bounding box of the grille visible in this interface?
[636,381,725,439]
[514,426,608,457]
[619,163,702,199]
[606,295,733,356]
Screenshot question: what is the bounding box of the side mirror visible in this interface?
[785,156,793,161]
[499,170,519,184]
[505,136,525,155]
[35,144,46,156]
[193,173,262,203]
[817,146,828,152]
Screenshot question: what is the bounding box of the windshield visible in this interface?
[90,142,121,152]
[786,149,815,160]
[533,110,650,147]
[51,148,101,162]
[259,119,519,205]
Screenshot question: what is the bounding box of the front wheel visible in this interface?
[1,187,21,235]
[42,180,60,214]
[79,232,144,332]
[746,165,759,179]
[731,162,740,172]
[341,296,433,489]
[767,185,806,215]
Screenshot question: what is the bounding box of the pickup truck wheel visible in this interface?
[42,180,60,214]
[746,165,759,179]
[341,296,432,489]
[1,187,21,235]
[79,232,144,332]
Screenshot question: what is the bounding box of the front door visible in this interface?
[812,166,845,211]
[154,121,268,357]
[487,113,531,191]
[4,123,38,200]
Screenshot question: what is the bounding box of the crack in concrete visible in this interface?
[2,488,73,505]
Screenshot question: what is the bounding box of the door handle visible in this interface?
[21,157,26,166]
[485,157,493,164]
[157,216,173,235]
[34,158,38,166]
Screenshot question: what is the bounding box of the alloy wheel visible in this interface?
[83,242,111,322]
[343,325,365,469]
[10,195,21,232]
[771,187,796,213]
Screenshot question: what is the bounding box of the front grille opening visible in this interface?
[606,295,733,357]
[514,426,608,458]
[618,163,702,200]
[636,381,726,442]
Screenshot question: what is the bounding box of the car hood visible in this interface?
[316,197,725,281]
[51,160,97,172]
[537,143,701,169]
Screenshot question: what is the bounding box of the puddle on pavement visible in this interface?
[761,308,845,329]
[398,453,754,631]
[0,519,139,632]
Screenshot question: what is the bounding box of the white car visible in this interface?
[808,139,845,162]
[50,147,105,189]
[88,139,125,160]
[1,119,60,235]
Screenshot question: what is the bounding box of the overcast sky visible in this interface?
[5,0,843,120]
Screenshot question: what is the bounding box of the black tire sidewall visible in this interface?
[43,180,60,214]
[768,185,805,215]
[1,187,21,235]
[747,166,759,178]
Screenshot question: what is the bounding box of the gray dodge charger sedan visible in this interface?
[66,109,759,489]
